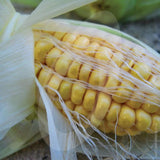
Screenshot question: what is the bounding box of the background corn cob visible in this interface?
[11,0,41,8]
[11,0,160,24]
[34,26,160,136]
[73,0,160,24]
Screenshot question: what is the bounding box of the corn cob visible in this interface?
[74,0,160,24]
[34,29,160,136]
[12,0,160,24]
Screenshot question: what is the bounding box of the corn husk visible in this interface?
[0,0,160,160]
[0,0,95,159]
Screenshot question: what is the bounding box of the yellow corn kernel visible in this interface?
[47,74,62,97]
[74,36,90,48]
[89,70,106,86]
[90,114,102,127]
[62,33,78,43]
[126,93,142,109]
[114,127,126,136]
[74,105,89,117]
[106,121,115,131]
[111,52,124,67]
[59,81,72,100]
[38,67,52,86]
[53,100,62,110]
[126,101,142,110]
[99,121,112,133]
[71,83,86,105]
[54,32,66,40]
[105,77,119,94]
[142,103,159,113]
[126,127,141,136]
[67,61,81,79]
[149,75,160,89]
[93,93,111,120]
[65,100,75,110]
[150,114,160,133]
[135,109,151,131]
[107,122,126,136]
[121,59,134,72]
[157,108,160,115]
[46,47,62,68]
[33,31,42,42]
[79,64,92,82]
[83,89,96,111]
[105,70,120,88]
[86,42,100,57]
[95,46,112,61]
[61,101,75,117]
[131,62,151,80]
[55,53,72,76]
[106,102,121,122]
[118,105,135,129]
[34,63,42,76]
[34,38,54,63]
[112,80,134,103]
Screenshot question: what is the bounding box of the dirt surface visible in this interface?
[120,18,160,52]
[3,11,160,160]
